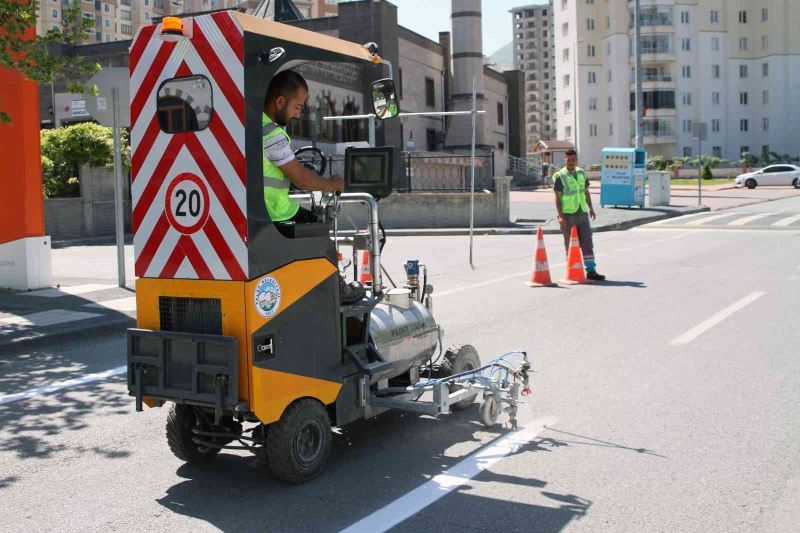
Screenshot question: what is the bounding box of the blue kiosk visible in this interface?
[600,147,647,208]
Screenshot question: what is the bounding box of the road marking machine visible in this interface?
[126,10,533,483]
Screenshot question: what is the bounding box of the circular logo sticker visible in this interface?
[165,173,211,234]
[254,276,282,318]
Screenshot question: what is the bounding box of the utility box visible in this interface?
[648,171,671,206]
[600,147,647,208]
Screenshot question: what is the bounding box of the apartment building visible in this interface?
[36,0,336,44]
[511,2,557,157]
[554,0,800,164]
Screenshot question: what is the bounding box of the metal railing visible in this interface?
[326,152,496,193]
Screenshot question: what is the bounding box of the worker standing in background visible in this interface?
[553,149,605,281]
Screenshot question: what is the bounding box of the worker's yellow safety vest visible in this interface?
[554,166,589,214]
[262,113,299,222]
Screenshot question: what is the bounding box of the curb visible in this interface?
[0,316,135,356]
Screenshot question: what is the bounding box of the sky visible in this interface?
[388,0,537,56]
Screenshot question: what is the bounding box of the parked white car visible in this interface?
[735,164,800,189]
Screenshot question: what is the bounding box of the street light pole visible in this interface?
[634,0,644,149]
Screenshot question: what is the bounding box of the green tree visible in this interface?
[0,0,98,122]
[40,122,130,197]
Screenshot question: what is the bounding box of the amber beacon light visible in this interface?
[160,17,185,41]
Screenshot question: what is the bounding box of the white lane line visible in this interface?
[772,214,800,227]
[727,213,776,226]
[649,212,709,226]
[18,284,117,298]
[686,213,740,226]
[0,309,102,328]
[85,297,137,313]
[0,365,127,405]
[669,291,766,346]
[340,417,556,533]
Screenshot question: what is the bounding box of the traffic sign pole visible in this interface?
[112,87,126,288]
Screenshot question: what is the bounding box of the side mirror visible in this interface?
[370,79,399,120]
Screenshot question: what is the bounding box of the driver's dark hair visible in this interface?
[265,70,308,105]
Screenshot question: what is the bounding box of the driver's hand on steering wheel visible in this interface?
[328,175,345,193]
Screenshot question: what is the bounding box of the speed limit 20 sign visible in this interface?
[165,173,211,234]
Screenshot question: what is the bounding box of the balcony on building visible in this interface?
[629,65,675,90]
[628,5,673,31]
[632,118,676,145]
[629,35,674,62]
[629,90,676,117]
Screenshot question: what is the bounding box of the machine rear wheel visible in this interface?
[266,398,332,484]
[166,404,221,464]
[479,394,499,427]
[441,345,481,410]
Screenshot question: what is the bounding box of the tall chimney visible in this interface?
[446,0,485,149]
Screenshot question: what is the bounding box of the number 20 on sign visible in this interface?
[165,173,211,234]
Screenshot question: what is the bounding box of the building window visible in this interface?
[762,8,768,21]
[712,146,721,157]
[562,22,569,36]
[424,77,435,107]
[145,12,149,20]
[587,44,595,57]
[682,93,692,106]
[739,11,747,23]
[739,37,748,50]
[120,9,130,20]
[740,92,748,105]
[52,8,58,16]
[762,35,769,49]
[589,124,597,137]
[120,23,131,34]
[763,118,769,131]
[588,71,596,84]
[561,0,567,9]
[608,70,612,82]
[683,147,692,157]
[82,11,94,19]
[710,10,719,24]
[681,38,691,51]
[426,129,436,151]
[606,16,611,28]
[683,119,692,133]
[762,63,768,77]
[740,65,748,78]
[712,92,720,105]
[565,126,572,138]
[562,48,569,62]
[563,74,570,87]
[605,42,611,56]
[680,11,689,24]
[497,102,504,125]
[398,69,403,99]
[564,100,571,114]
[586,18,594,31]
[104,18,109,27]
[711,119,720,132]
[711,37,719,51]
[586,0,594,4]
[762,90,769,104]
[741,146,750,156]
[104,3,109,12]
[740,119,748,132]
[607,97,613,111]
[712,64,720,78]
[589,97,597,110]
[682,65,691,78]
[609,123,613,135]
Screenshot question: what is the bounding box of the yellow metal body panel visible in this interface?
[245,258,341,423]
[136,278,250,402]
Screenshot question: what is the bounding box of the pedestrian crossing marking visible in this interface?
[19,284,117,298]
[687,213,739,226]
[727,213,776,226]
[0,310,102,328]
[772,214,800,227]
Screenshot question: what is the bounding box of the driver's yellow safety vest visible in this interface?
[262,113,299,222]
[554,166,589,214]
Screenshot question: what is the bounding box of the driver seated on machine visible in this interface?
[262,70,344,225]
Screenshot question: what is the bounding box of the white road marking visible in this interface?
[772,214,800,227]
[18,284,117,298]
[727,213,776,226]
[340,417,556,533]
[648,212,709,226]
[0,309,102,328]
[85,297,137,313]
[0,365,127,405]
[686,213,740,226]
[669,291,766,346]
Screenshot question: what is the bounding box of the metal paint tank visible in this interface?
[368,289,439,383]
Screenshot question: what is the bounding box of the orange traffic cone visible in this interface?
[525,226,556,287]
[560,226,591,284]
[358,250,373,284]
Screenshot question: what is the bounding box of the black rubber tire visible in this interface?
[479,394,499,427]
[166,404,221,464]
[793,178,799,189]
[266,399,332,484]
[440,344,481,410]
[745,178,757,189]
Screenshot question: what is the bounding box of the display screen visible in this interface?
[349,154,387,184]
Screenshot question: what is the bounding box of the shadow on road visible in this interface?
[154,408,590,531]
[543,426,667,459]
[592,280,646,288]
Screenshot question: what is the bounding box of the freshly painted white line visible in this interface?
[686,213,740,226]
[19,284,117,298]
[86,297,137,313]
[648,212,709,226]
[0,309,102,328]
[339,417,556,533]
[669,291,766,346]
[772,214,800,227]
[727,213,776,226]
[0,365,127,405]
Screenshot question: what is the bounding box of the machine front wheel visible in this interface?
[479,394,499,427]
[166,404,221,464]
[441,344,481,410]
[266,398,332,484]
[745,178,757,189]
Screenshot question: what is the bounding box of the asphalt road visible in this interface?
[1,197,799,532]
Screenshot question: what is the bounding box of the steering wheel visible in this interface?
[293,146,327,176]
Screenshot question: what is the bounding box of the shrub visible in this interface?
[647,155,667,171]
[40,123,130,198]
[701,164,713,180]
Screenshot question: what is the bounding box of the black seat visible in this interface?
[273,222,330,239]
